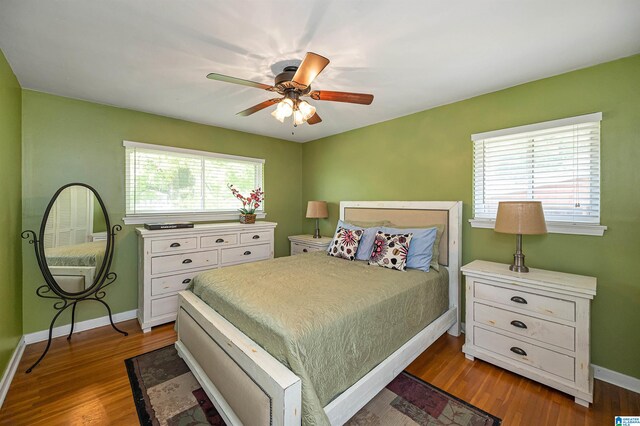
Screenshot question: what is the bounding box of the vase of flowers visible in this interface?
[228,184,264,224]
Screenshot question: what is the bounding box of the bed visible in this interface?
[45,241,106,292]
[175,201,462,425]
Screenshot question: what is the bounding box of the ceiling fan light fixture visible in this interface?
[271,98,293,122]
[298,100,316,121]
[271,108,285,122]
[279,98,294,117]
[293,109,305,126]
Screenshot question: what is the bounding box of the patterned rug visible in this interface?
[126,345,501,426]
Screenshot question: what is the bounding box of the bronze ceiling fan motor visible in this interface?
[206,52,374,125]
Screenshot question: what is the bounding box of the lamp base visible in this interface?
[313,218,321,238]
[509,257,529,273]
[509,234,529,273]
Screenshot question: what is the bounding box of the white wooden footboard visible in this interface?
[176,290,302,426]
[176,290,456,426]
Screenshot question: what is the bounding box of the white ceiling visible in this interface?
[1,1,639,143]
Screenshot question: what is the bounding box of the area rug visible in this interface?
[126,345,501,426]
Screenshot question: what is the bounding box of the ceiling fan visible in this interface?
[206,52,374,126]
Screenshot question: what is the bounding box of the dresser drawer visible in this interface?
[151,237,197,254]
[151,250,219,275]
[201,234,238,248]
[240,231,272,244]
[474,302,575,351]
[151,294,178,317]
[474,327,575,381]
[221,243,270,265]
[474,280,575,322]
[151,271,200,296]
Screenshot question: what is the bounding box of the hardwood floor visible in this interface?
[1,320,638,425]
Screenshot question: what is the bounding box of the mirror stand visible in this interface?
[21,223,128,373]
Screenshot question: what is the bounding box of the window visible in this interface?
[124,141,264,224]
[470,113,606,236]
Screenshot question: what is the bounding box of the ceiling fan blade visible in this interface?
[236,98,281,116]
[307,112,322,125]
[309,90,374,105]
[292,52,330,87]
[207,73,274,91]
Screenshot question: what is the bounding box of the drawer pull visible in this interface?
[303,248,308,253]
[215,238,224,243]
[182,279,191,284]
[510,320,528,329]
[252,235,260,239]
[170,242,181,248]
[510,346,527,356]
[244,250,251,256]
[510,296,528,304]
[182,259,192,264]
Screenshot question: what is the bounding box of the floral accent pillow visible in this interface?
[328,227,364,261]
[368,231,413,271]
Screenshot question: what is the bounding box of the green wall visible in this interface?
[22,90,302,333]
[0,50,23,375]
[301,55,640,379]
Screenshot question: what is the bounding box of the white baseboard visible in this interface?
[24,309,138,345]
[593,364,640,394]
[0,336,26,409]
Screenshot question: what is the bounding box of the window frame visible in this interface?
[469,113,607,237]
[122,141,266,225]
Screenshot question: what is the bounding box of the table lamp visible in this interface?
[306,201,328,238]
[494,201,547,272]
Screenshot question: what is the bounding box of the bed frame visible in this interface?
[175,201,462,425]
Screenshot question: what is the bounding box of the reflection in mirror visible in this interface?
[43,185,108,294]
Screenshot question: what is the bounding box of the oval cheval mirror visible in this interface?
[22,183,127,373]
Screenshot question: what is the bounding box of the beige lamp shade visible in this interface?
[306,201,328,219]
[494,201,547,235]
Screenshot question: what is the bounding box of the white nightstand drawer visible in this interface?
[201,234,238,248]
[474,280,575,322]
[291,242,325,255]
[151,294,179,317]
[240,231,272,244]
[151,250,219,275]
[151,237,197,254]
[474,327,575,381]
[221,243,271,264]
[474,302,575,351]
[151,271,199,296]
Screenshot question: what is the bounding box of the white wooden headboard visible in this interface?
[339,201,463,336]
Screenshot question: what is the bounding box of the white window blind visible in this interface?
[472,113,602,226]
[124,141,264,221]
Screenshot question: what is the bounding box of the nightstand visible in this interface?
[461,260,596,406]
[288,234,332,255]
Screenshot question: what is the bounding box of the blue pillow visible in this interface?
[328,220,382,261]
[380,226,437,272]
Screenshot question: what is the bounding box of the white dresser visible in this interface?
[461,260,596,406]
[288,234,332,255]
[136,221,277,332]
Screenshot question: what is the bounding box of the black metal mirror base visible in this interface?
[22,183,128,373]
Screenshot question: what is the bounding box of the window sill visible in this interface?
[469,219,607,236]
[123,212,267,225]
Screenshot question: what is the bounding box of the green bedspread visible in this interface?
[190,251,449,425]
[45,241,106,268]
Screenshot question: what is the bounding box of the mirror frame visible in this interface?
[36,183,113,299]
